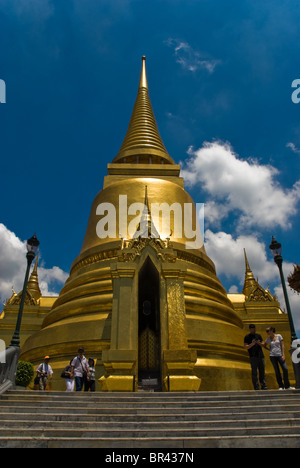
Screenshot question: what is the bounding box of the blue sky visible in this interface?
[0,0,300,333]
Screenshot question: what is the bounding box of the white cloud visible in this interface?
[0,224,27,303]
[205,229,300,332]
[181,141,300,231]
[0,224,67,304]
[38,266,68,297]
[286,142,300,155]
[204,230,276,284]
[202,201,230,229]
[165,38,220,73]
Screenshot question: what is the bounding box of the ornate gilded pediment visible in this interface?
[118,236,176,263]
[243,249,276,303]
[247,284,274,303]
[6,290,39,307]
[118,184,177,263]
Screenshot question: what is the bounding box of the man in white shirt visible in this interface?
[37,356,53,391]
[71,347,90,392]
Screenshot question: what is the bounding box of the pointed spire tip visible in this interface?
[139,55,148,89]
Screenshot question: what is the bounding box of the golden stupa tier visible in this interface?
[20,58,251,391]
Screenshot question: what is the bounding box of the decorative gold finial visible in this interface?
[139,55,148,89]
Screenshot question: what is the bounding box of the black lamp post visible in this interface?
[10,234,40,348]
[269,237,300,389]
[269,236,297,343]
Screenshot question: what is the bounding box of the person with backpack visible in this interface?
[61,360,74,392]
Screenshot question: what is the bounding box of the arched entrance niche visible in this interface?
[100,239,201,392]
[138,256,161,390]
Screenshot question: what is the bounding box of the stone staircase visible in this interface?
[0,390,299,448]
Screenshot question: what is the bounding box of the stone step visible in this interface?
[1,403,299,416]
[4,389,300,400]
[0,416,299,431]
[1,410,300,423]
[1,434,300,449]
[1,423,300,439]
[1,393,299,406]
[0,421,300,438]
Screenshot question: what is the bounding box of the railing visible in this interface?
[0,347,20,395]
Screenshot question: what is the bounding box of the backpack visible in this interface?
[61,365,71,379]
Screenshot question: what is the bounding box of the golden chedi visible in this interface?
[1,254,56,350]
[21,57,251,391]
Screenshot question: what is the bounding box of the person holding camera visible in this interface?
[244,324,267,391]
[36,356,53,391]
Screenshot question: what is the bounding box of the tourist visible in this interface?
[70,347,90,392]
[36,356,53,391]
[264,327,294,390]
[244,324,267,390]
[84,358,96,392]
[62,360,74,392]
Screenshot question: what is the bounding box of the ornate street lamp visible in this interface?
[269,237,297,342]
[269,237,300,389]
[10,234,40,348]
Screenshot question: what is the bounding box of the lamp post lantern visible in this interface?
[10,234,40,348]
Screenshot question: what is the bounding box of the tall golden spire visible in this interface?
[242,249,258,297]
[27,253,42,301]
[113,56,175,165]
